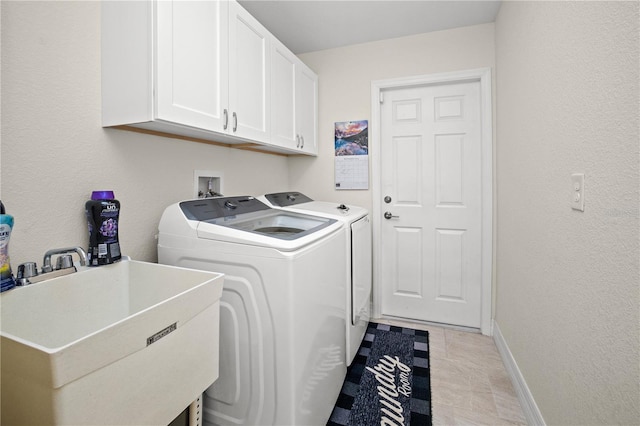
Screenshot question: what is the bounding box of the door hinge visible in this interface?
[379,92,384,103]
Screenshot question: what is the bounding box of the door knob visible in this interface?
[384,196,392,203]
[384,211,399,219]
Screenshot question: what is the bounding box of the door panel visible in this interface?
[393,227,423,297]
[394,135,422,204]
[380,81,482,328]
[435,134,465,205]
[435,228,465,300]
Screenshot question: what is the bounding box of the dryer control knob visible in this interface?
[224,200,237,209]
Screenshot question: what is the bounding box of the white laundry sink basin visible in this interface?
[1,260,224,425]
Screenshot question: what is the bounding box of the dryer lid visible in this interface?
[263,192,313,207]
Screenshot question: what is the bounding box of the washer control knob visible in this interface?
[224,200,237,210]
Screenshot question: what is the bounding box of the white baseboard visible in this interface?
[492,320,546,426]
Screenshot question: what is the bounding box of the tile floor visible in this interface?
[376,318,527,426]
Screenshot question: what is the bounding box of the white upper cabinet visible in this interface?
[228,2,271,144]
[270,38,318,155]
[270,38,298,150]
[102,0,312,156]
[155,0,228,132]
[296,63,319,155]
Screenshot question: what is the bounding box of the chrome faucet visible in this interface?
[15,246,88,286]
[42,246,88,273]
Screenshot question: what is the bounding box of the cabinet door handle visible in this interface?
[300,135,304,149]
[232,112,238,132]
[223,109,228,130]
[296,135,300,148]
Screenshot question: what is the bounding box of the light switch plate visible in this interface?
[571,173,585,211]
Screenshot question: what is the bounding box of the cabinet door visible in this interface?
[228,2,271,143]
[270,38,297,149]
[296,64,318,155]
[156,1,229,132]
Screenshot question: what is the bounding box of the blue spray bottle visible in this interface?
[0,200,17,292]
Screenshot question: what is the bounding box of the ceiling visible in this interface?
[238,1,502,54]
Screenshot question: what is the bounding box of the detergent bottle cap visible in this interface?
[91,191,115,200]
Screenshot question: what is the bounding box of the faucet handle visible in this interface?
[17,262,38,279]
[16,262,38,286]
[56,254,75,270]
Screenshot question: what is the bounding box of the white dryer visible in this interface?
[258,192,372,366]
[158,196,347,426]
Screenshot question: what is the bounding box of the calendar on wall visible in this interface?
[334,120,369,190]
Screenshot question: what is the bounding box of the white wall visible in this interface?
[1,3,495,267]
[0,1,289,265]
[495,1,639,424]
[292,23,496,212]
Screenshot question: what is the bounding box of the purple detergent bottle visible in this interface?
[86,191,122,266]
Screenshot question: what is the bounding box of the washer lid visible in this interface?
[180,196,270,221]
[214,210,337,241]
[179,197,341,250]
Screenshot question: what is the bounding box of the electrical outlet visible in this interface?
[571,173,584,211]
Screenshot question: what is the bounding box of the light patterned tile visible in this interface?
[432,379,498,416]
[453,406,526,426]
[432,403,455,425]
[492,390,526,424]
[488,367,517,396]
[445,330,504,370]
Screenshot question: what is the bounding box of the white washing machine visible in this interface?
[158,196,347,426]
[258,192,372,366]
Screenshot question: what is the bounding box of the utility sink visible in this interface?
[1,260,224,425]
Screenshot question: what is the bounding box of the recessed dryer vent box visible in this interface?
[194,171,223,199]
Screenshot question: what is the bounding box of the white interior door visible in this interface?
[379,80,483,328]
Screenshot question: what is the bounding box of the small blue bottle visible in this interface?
[0,200,17,292]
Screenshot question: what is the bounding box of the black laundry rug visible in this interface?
[328,322,431,426]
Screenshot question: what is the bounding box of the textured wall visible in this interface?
[1,1,289,265]
[293,23,496,212]
[495,1,639,424]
